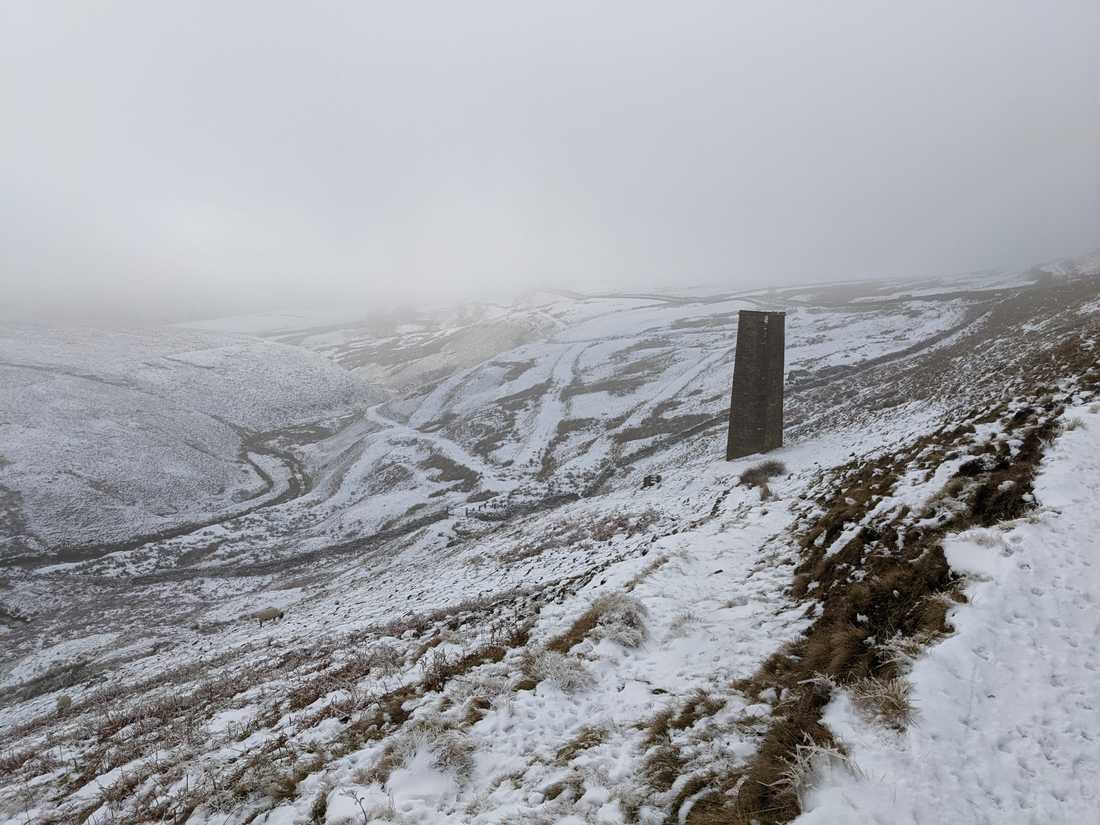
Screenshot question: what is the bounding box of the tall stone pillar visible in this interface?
[726,310,785,460]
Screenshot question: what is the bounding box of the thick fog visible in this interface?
[2,1,1098,324]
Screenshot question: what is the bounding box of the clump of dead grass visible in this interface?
[360,715,475,786]
[642,738,685,794]
[739,459,787,488]
[519,650,593,693]
[768,735,856,810]
[555,725,607,763]
[419,622,531,694]
[847,676,913,730]
[542,773,584,802]
[672,689,726,732]
[546,592,648,653]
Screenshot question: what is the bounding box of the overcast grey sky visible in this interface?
[2,1,1098,323]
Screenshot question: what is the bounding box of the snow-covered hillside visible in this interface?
[0,261,1098,825]
[0,325,382,554]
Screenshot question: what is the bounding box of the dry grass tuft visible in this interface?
[519,650,593,693]
[683,783,743,824]
[309,785,330,823]
[461,695,493,726]
[768,736,854,810]
[642,741,685,793]
[544,610,600,655]
[546,592,648,653]
[672,690,725,732]
[740,460,787,488]
[555,725,607,763]
[0,746,39,773]
[420,623,530,694]
[588,593,648,647]
[848,676,913,730]
[802,623,872,681]
[542,774,584,802]
[362,716,475,786]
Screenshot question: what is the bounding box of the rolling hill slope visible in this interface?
[0,261,1098,825]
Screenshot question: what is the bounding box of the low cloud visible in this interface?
[2,1,1098,324]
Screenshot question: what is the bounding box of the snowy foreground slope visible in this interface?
[797,400,1100,825]
[0,262,1098,825]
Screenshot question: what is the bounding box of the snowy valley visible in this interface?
[1,258,1099,825]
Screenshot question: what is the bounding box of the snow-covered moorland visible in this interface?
[0,259,1098,825]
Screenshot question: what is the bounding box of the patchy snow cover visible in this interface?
[0,279,987,571]
[0,633,118,688]
[1,269,1098,825]
[797,404,1100,824]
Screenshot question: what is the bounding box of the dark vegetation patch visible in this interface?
[535,416,599,479]
[418,411,457,433]
[364,461,414,494]
[459,382,553,458]
[562,374,651,399]
[494,358,537,382]
[616,352,678,377]
[175,542,221,567]
[536,416,609,480]
[497,380,552,412]
[671,311,740,331]
[562,352,679,402]
[464,409,515,458]
[0,658,92,705]
[421,453,480,492]
[614,401,714,444]
[611,337,672,359]
[555,417,599,438]
[465,489,497,504]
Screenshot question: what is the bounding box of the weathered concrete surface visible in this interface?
[726,310,785,459]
